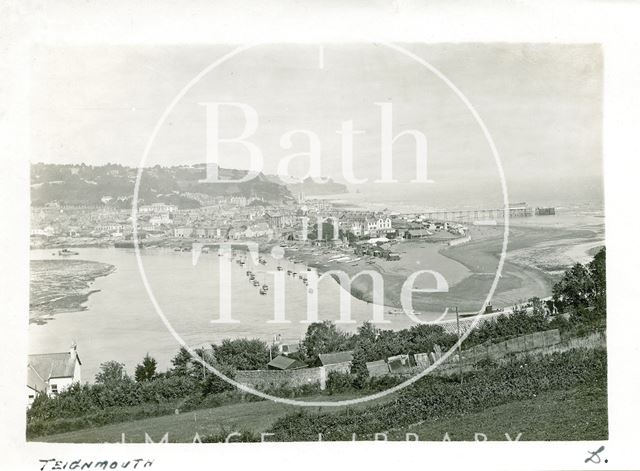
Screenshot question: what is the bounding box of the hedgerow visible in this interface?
[266,347,607,441]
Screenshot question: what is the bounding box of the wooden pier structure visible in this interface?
[405,202,535,223]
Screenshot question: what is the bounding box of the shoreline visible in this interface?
[29,222,603,323]
[29,259,116,325]
[277,223,602,316]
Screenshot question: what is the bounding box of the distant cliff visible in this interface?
[286,177,348,196]
[30,163,294,208]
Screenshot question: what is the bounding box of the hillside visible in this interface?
[286,176,348,196]
[30,163,294,208]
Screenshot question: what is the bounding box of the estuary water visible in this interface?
[29,246,448,381]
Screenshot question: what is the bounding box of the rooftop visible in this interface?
[318,351,354,366]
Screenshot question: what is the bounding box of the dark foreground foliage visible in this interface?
[265,348,607,441]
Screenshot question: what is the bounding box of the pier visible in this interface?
[404,202,543,223]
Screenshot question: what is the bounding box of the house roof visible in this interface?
[28,351,80,382]
[365,359,389,371]
[318,351,353,366]
[267,355,307,370]
[27,365,47,393]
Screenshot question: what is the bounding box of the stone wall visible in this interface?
[235,330,567,388]
[235,361,351,391]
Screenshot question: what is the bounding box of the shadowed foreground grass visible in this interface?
[389,384,607,441]
[33,392,390,443]
[34,384,606,443]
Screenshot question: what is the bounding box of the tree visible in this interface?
[552,263,594,312]
[200,363,236,395]
[301,321,353,365]
[94,361,130,386]
[588,247,606,313]
[212,339,270,370]
[552,246,606,326]
[169,347,193,377]
[356,321,378,344]
[135,353,158,382]
[350,347,370,389]
[529,296,547,317]
[349,322,378,387]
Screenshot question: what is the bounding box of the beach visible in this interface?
[282,222,604,316]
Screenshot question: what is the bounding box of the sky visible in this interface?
[30,43,603,207]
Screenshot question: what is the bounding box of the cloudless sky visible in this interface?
[30,43,603,207]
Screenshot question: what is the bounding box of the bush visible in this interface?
[27,375,199,424]
[326,371,354,394]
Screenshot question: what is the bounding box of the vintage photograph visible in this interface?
[26,43,606,444]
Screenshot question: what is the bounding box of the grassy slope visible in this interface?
[388,384,607,441]
[33,392,393,443]
[35,383,607,443]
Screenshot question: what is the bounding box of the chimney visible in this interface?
[69,342,77,358]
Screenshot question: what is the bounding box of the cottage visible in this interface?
[318,351,354,366]
[404,229,432,239]
[267,355,307,370]
[366,359,390,377]
[27,344,81,407]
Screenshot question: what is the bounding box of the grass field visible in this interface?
[34,383,606,443]
[33,392,393,443]
[388,384,607,441]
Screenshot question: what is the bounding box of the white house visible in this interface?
[139,203,178,214]
[149,214,172,227]
[27,344,81,407]
[174,226,194,238]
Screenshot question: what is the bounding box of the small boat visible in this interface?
[276,266,283,271]
[262,284,269,291]
[181,247,190,252]
[292,271,297,276]
[252,280,260,287]
[249,274,255,281]
[246,270,252,276]
[58,249,79,256]
[286,270,292,275]
[258,258,267,265]
[174,247,181,252]
[259,288,267,295]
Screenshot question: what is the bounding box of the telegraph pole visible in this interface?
[456,306,463,384]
